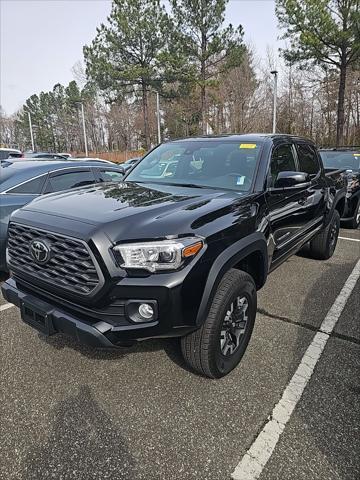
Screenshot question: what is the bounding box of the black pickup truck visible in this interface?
[320,147,360,228]
[2,134,346,378]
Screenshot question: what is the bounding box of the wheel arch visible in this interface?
[348,192,360,217]
[324,189,346,226]
[195,232,268,326]
[335,196,346,217]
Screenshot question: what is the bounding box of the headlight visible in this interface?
[113,237,204,272]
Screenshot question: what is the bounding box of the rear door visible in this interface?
[294,141,326,230]
[266,142,309,266]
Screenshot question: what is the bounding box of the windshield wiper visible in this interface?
[127,180,220,190]
[165,182,209,189]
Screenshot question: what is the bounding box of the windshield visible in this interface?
[320,150,360,171]
[125,140,262,191]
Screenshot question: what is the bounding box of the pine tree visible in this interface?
[276,0,360,145]
[170,0,244,134]
[83,0,175,149]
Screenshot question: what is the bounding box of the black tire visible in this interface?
[309,210,340,260]
[181,269,257,378]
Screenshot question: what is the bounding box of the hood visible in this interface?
[18,182,251,243]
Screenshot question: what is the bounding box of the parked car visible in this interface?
[71,156,115,164]
[119,156,142,173]
[2,134,346,378]
[0,160,124,271]
[24,152,68,160]
[320,147,360,228]
[0,148,23,160]
[2,156,115,165]
[124,156,141,165]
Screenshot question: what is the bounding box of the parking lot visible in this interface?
[0,227,359,480]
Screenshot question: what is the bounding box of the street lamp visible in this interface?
[75,102,88,156]
[27,111,35,151]
[156,91,161,145]
[148,89,162,145]
[270,70,278,134]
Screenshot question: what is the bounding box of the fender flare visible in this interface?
[195,232,268,326]
[349,191,360,214]
[325,188,346,226]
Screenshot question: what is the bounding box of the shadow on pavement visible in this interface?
[21,385,137,480]
[39,332,196,375]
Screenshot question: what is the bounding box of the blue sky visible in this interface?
[1,0,282,114]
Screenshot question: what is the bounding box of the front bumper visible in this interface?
[1,277,197,347]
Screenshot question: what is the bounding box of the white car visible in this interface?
[0,148,22,160]
[72,156,115,164]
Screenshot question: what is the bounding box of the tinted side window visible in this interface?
[270,144,297,185]
[9,175,46,194]
[99,170,124,182]
[47,171,95,193]
[296,143,320,175]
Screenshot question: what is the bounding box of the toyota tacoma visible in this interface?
[2,134,346,378]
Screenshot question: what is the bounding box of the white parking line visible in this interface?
[0,303,14,312]
[338,236,360,243]
[231,258,360,480]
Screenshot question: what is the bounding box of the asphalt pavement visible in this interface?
[0,227,359,480]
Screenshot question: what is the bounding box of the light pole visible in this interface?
[27,111,35,151]
[156,91,161,145]
[270,70,278,134]
[76,102,88,156]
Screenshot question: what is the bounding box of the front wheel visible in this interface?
[181,269,257,378]
[309,210,340,260]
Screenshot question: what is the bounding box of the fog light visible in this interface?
[138,303,154,320]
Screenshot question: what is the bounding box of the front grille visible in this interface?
[7,223,101,295]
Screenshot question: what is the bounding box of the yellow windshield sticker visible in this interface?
[239,143,257,149]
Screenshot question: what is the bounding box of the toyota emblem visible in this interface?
[29,240,51,264]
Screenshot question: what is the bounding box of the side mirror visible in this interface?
[274,171,310,189]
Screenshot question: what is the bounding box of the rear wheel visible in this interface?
[181,269,256,378]
[309,210,340,260]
